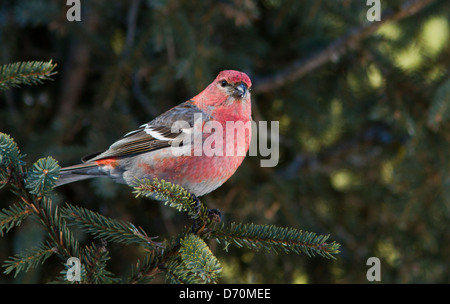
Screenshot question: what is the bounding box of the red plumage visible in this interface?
[57,70,252,197]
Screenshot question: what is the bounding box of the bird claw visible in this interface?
[207,208,222,223]
[189,193,222,235]
[192,194,202,216]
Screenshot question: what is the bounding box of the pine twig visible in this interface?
[61,204,163,250]
[0,60,57,91]
[3,244,56,277]
[0,203,32,236]
[1,132,341,283]
[81,240,119,284]
[177,233,222,283]
[211,223,341,259]
[133,178,218,232]
[0,133,80,267]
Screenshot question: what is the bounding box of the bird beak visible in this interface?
[234,83,248,98]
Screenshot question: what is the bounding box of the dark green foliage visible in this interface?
[0,131,339,283]
[1,0,449,283]
[428,78,450,130]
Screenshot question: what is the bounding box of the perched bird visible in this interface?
[57,70,252,197]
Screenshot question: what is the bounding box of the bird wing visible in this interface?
[82,100,207,162]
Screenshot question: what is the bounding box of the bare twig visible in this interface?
[252,0,436,94]
[122,0,141,59]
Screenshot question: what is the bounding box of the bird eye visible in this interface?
[220,80,228,87]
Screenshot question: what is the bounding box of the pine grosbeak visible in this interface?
[57,70,252,197]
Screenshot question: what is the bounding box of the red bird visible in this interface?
[57,70,252,197]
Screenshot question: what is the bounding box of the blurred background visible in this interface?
[1,0,450,283]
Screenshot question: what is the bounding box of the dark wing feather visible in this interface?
[83,100,206,162]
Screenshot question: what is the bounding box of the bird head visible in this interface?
[192,70,252,109]
[215,70,252,100]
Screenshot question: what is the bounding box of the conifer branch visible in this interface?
[3,244,56,277]
[0,133,81,271]
[211,223,340,259]
[165,258,204,284]
[0,203,32,236]
[133,178,212,228]
[25,157,60,197]
[81,241,119,284]
[127,230,190,283]
[164,234,222,284]
[177,233,222,283]
[128,249,161,284]
[0,60,57,91]
[37,200,81,261]
[1,132,341,283]
[62,204,162,250]
[0,133,25,176]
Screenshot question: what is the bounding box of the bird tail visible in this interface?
[56,163,102,187]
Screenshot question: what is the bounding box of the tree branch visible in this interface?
[252,0,436,94]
